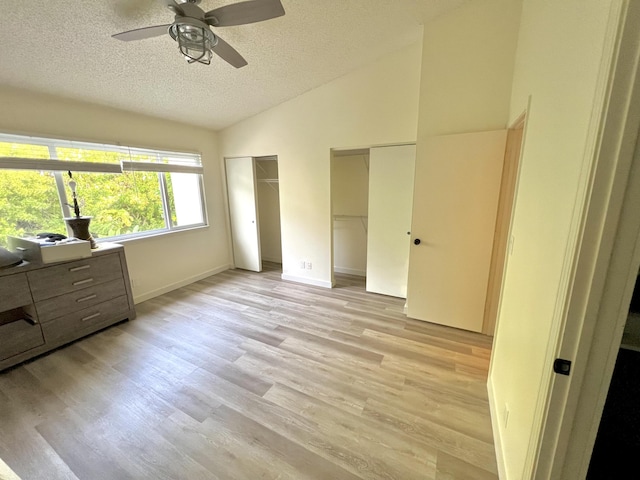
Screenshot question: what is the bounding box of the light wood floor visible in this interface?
[0,263,498,480]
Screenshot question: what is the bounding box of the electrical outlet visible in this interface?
[306,262,312,270]
[504,403,510,429]
[300,260,306,269]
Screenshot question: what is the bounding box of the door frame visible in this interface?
[482,111,527,335]
[527,1,640,478]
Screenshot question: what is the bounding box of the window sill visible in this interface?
[96,224,209,245]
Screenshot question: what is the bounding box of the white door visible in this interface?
[225,157,262,272]
[366,145,416,298]
[406,130,507,332]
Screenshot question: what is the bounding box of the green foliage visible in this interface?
[0,170,65,245]
[0,142,171,246]
[72,171,166,238]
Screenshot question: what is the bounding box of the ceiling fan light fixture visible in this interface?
[169,18,217,65]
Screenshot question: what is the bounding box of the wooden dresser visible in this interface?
[0,243,135,371]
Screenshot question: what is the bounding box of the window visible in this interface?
[0,133,207,246]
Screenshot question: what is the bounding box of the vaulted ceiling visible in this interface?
[0,0,465,130]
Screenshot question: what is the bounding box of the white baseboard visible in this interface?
[281,273,333,288]
[488,376,507,479]
[334,266,366,277]
[133,264,231,304]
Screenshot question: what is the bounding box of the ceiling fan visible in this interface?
[112,0,285,67]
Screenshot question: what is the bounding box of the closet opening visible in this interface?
[255,156,282,271]
[330,144,415,297]
[331,149,369,287]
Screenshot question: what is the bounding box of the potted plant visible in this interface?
[64,171,97,249]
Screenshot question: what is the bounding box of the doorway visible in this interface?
[331,149,369,279]
[255,156,282,268]
[587,272,640,477]
[225,155,282,273]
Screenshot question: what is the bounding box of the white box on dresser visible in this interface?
[7,236,92,264]
[0,243,136,371]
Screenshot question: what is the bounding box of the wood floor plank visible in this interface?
[241,335,409,398]
[362,399,498,474]
[264,382,438,480]
[205,404,363,480]
[234,348,368,415]
[275,325,385,363]
[35,409,138,480]
[436,451,498,480]
[0,267,498,479]
[0,391,79,480]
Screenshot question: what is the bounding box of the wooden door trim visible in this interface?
[482,111,527,335]
[530,2,640,477]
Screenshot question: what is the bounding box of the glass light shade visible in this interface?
[170,22,216,65]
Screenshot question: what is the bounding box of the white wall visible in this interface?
[418,0,521,137]
[0,86,230,303]
[489,1,617,478]
[220,41,422,287]
[332,153,369,276]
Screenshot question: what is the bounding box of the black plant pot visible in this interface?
[64,216,97,249]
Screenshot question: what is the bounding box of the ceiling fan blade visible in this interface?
[112,24,171,41]
[160,0,184,15]
[205,0,285,27]
[212,35,248,68]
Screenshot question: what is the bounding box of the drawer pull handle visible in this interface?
[69,265,91,272]
[73,278,94,286]
[76,294,97,303]
[81,312,101,322]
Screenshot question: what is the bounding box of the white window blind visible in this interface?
[0,133,202,173]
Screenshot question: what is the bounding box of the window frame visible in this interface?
[0,133,208,243]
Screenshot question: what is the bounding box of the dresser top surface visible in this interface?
[0,243,124,278]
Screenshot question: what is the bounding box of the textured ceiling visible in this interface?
[0,0,465,130]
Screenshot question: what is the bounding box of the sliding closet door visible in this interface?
[366,145,416,298]
[225,157,262,272]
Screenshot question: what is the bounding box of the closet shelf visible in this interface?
[333,215,368,222]
[333,214,368,233]
[258,179,279,183]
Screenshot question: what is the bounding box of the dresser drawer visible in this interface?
[0,273,32,311]
[0,319,45,362]
[41,295,130,345]
[35,278,127,323]
[27,253,123,302]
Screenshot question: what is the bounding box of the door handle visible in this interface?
[414,238,421,245]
